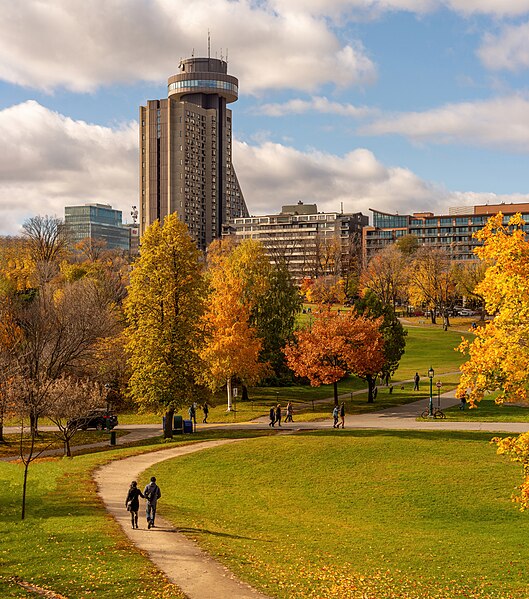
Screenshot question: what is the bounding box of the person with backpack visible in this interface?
[285,402,293,423]
[202,402,209,423]
[143,476,162,529]
[125,481,144,529]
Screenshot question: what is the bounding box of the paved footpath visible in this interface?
[93,391,529,599]
[94,438,272,599]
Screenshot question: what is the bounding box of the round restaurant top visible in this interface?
[167,57,239,103]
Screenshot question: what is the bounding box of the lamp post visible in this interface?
[428,367,434,416]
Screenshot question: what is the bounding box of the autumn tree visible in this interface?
[124,214,206,437]
[408,247,457,328]
[456,213,529,509]
[361,245,408,310]
[22,215,70,284]
[452,261,487,318]
[284,307,385,405]
[45,376,106,457]
[200,239,268,410]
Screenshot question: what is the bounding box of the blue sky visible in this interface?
[1,0,529,234]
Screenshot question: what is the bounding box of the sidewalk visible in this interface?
[94,439,272,599]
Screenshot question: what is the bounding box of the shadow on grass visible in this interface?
[158,526,269,542]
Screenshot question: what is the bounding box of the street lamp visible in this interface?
[428,367,434,416]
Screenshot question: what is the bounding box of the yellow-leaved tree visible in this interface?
[200,239,269,410]
[457,212,529,508]
[124,214,206,437]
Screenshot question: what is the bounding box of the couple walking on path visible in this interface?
[125,476,162,529]
[268,402,294,427]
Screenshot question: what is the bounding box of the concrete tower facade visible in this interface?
[139,57,249,250]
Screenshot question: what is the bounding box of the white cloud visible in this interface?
[233,140,529,218]
[360,95,529,152]
[268,0,529,19]
[258,96,375,117]
[0,101,137,236]
[1,101,527,237]
[478,21,529,71]
[0,0,376,94]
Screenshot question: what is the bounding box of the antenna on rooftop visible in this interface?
[208,30,211,58]
[192,47,195,57]
[226,48,229,65]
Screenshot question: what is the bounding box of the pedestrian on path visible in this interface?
[189,404,197,428]
[459,396,467,410]
[339,402,345,428]
[413,372,420,391]
[285,402,293,423]
[275,403,282,427]
[125,481,144,529]
[332,405,339,428]
[202,402,209,423]
[269,406,276,427]
[144,476,162,529]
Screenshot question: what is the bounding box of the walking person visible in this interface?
[125,481,144,529]
[144,476,162,529]
[269,406,276,427]
[332,405,340,428]
[202,402,209,423]
[285,402,293,423]
[339,401,345,429]
[413,372,420,391]
[188,404,197,429]
[275,403,282,427]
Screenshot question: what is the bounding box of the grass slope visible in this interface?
[151,430,527,599]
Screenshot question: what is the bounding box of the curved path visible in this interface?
[94,438,271,599]
[93,389,529,599]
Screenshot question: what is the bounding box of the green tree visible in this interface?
[355,291,407,385]
[124,214,206,437]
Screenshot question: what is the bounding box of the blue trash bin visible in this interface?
[183,419,193,434]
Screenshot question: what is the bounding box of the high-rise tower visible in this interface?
[139,57,249,250]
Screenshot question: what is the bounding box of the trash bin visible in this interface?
[110,431,116,446]
[173,415,183,434]
[183,419,193,434]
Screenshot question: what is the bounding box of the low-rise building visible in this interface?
[363,202,529,264]
[223,202,367,283]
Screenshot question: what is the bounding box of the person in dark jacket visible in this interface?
[144,476,162,529]
[339,402,345,429]
[269,406,276,427]
[202,402,209,423]
[275,403,282,427]
[125,481,144,529]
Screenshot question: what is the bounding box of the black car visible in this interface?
[68,409,118,431]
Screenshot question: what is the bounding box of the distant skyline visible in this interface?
[1,0,529,235]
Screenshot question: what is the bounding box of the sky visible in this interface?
[1,0,529,235]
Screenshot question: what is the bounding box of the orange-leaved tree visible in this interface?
[456,213,529,509]
[200,239,268,410]
[284,307,385,405]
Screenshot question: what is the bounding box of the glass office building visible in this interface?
[64,204,130,252]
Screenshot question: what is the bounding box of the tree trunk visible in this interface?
[21,461,29,520]
[226,377,233,411]
[0,421,4,444]
[367,375,376,403]
[241,385,249,402]
[430,309,437,325]
[163,408,174,439]
[333,381,339,406]
[65,438,72,457]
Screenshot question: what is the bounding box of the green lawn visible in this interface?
[147,431,528,599]
[0,438,188,599]
[444,394,529,422]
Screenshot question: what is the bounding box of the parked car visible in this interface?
[457,309,479,317]
[68,409,118,431]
